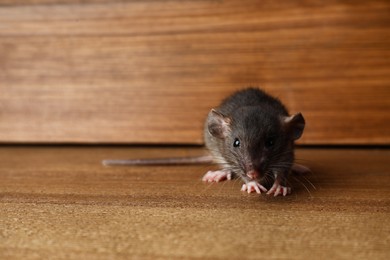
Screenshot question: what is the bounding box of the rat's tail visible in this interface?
[291,163,311,175]
[102,155,214,166]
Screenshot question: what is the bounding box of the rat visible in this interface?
[202,87,305,196]
[103,87,307,197]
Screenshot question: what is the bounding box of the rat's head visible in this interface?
[207,107,305,181]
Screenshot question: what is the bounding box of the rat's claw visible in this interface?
[241,181,267,194]
[267,181,291,197]
[226,172,232,180]
[202,170,231,183]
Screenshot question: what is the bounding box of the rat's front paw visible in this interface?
[241,181,267,194]
[202,170,232,183]
[267,182,291,197]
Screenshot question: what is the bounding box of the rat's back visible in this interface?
[218,87,289,117]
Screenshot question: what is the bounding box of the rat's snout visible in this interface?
[246,170,260,180]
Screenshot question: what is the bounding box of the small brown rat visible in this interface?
[202,87,305,196]
[103,87,306,196]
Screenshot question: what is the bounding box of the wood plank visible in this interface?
[0,146,389,258]
[0,0,389,144]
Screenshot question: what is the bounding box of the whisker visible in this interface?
[292,175,313,197]
[199,182,216,194]
[300,174,317,190]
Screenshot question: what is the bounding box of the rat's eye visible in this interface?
[265,137,276,148]
[233,138,240,148]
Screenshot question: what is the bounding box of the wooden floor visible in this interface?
[0,146,389,259]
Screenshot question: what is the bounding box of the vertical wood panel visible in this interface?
[0,0,389,144]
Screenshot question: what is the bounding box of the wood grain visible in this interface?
[0,0,389,144]
[0,146,389,259]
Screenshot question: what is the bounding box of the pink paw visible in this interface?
[241,181,267,194]
[267,182,291,197]
[202,170,232,183]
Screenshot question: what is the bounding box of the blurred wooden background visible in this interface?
[0,0,389,145]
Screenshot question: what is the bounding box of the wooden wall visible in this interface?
[0,0,389,145]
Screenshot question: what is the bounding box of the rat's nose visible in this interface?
[247,170,260,180]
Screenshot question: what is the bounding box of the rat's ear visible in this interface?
[207,109,231,139]
[283,112,305,140]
